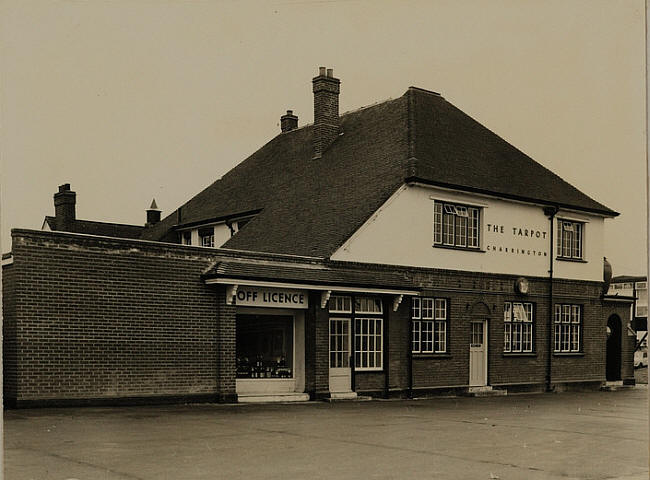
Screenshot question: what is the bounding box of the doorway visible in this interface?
[606,315,622,381]
[329,318,352,393]
[469,320,488,386]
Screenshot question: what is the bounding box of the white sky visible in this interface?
[1,0,646,275]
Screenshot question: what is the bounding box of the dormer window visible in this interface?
[433,201,480,249]
[199,227,215,247]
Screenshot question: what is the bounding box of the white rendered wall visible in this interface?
[331,184,606,282]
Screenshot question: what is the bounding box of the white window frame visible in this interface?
[412,297,448,354]
[554,304,582,353]
[556,219,584,260]
[433,201,480,249]
[354,317,383,371]
[329,295,352,313]
[504,302,534,353]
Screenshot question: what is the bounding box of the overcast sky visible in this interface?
[1,0,646,276]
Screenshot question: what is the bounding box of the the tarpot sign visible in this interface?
[235,287,309,309]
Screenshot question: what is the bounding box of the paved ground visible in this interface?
[5,387,648,480]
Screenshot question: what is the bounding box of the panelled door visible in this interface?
[329,318,352,393]
[469,320,488,387]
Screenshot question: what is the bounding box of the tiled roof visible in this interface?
[142,87,617,256]
[611,275,647,283]
[204,260,417,290]
[44,216,144,240]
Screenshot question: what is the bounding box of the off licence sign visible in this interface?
[235,286,308,309]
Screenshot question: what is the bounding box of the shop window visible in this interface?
[556,220,583,260]
[504,302,534,353]
[433,201,480,249]
[236,314,293,378]
[412,297,448,353]
[199,227,215,247]
[554,304,582,353]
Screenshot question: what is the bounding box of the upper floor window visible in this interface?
[182,231,192,246]
[433,201,480,249]
[199,227,215,248]
[556,220,583,260]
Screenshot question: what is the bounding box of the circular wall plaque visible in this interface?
[515,277,529,295]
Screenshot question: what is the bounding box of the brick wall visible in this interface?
[4,228,619,406]
[5,230,235,406]
[2,263,17,399]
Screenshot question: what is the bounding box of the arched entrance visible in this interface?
[606,315,622,381]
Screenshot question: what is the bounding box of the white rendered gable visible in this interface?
[331,183,605,282]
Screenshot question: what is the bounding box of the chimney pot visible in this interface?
[280,109,299,133]
[53,183,76,231]
[312,66,341,158]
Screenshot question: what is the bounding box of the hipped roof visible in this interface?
[141,87,617,256]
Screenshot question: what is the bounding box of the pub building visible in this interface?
[2,67,635,407]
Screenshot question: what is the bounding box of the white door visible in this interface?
[329,318,352,393]
[469,320,488,387]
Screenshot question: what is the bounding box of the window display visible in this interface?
[236,315,293,379]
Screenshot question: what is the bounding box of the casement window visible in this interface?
[411,297,448,353]
[329,295,383,371]
[182,231,192,246]
[556,220,583,260]
[504,302,534,353]
[433,201,480,249]
[635,282,648,317]
[199,227,215,247]
[554,304,582,353]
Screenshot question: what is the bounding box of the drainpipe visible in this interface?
[543,205,559,392]
[407,315,413,398]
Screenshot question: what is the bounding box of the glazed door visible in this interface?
[469,320,488,386]
[329,318,352,393]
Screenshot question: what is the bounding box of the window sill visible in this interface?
[433,244,485,253]
[553,352,584,357]
[502,352,537,357]
[355,369,384,373]
[412,353,452,358]
[556,257,587,263]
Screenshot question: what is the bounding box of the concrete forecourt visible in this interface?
[5,388,648,480]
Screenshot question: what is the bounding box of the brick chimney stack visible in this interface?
[53,183,76,231]
[146,199,161,227]
[312,66,340,159]
[280,110,298,133]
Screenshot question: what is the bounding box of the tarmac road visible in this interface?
[5,387,648,480]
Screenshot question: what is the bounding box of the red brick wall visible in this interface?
[5,230,232,406]
[2,263,17,399]
[5,229,619,406]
